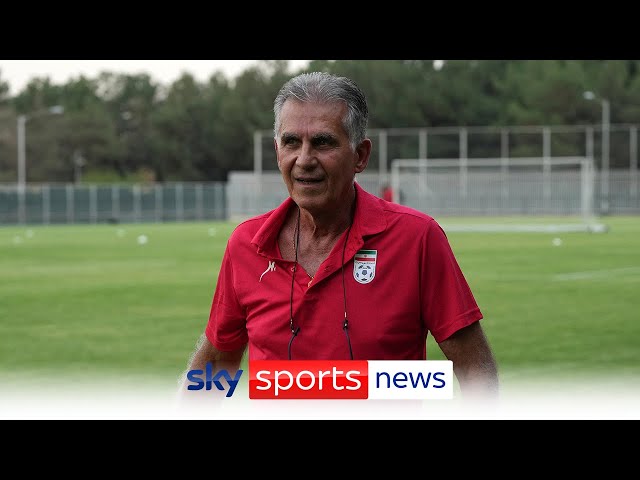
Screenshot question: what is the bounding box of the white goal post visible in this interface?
[390,156,607,233]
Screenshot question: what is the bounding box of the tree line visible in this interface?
[0,60,638,184]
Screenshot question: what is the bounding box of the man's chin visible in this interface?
[292,188,324,202]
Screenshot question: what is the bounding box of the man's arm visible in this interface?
[437,321,499,402]
[178,334,246,394]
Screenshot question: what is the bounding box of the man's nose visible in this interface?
[296,142,318,167]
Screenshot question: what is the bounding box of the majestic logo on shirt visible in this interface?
[353,249,377,284]
[259,260,276,282]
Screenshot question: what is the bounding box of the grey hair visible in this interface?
[273,72,369,150]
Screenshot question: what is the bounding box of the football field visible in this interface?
[1,216,639,401]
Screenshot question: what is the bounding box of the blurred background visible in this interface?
[1,60,638,418]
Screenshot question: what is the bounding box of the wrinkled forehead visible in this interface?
[278,99,347,137]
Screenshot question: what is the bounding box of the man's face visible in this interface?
[275,99,370,215]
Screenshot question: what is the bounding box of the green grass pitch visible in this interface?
[1,216,639,392]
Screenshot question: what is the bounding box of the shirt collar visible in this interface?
[251,181,387,259]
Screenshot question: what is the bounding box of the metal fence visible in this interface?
[2,169,640,227]
[0,182,226,225]
[228,169,640,221]
[254,123,640,214]
[256,123,640,172]
[4,120,640,226]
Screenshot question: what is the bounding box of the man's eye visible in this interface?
[314,138,333,147]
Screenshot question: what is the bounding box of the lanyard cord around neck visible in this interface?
[287,190,357,360]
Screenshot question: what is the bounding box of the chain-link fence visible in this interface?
[0,182,226,225]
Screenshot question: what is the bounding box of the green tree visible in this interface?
[0,68,10,104]
[97,72,161,178]
[148,72,221,181]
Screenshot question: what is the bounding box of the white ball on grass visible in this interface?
[137,235,148,245]
[552,237,562,247]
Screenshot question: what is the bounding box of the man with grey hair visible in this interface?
[183,71,498,401]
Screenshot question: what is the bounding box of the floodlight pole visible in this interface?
[601,98,610,213]
[17,115,27,196]
[16,106,64,224]
[583,91,610,214]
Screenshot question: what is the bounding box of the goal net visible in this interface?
[390,156,607,233]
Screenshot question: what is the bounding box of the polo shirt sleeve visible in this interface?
[422,219,483,343]
[205,243,248,352]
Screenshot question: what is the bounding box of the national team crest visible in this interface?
[353,249,377,284]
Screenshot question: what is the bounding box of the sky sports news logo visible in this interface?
[186,360,453,400]
[186,363,244,397]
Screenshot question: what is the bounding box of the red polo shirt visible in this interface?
[205,182,482,360]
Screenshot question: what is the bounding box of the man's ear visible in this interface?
[274,139,281,171]
[354,138,372,174]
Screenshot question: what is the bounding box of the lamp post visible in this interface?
[583,91,610,213]
[16,105,64,224]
